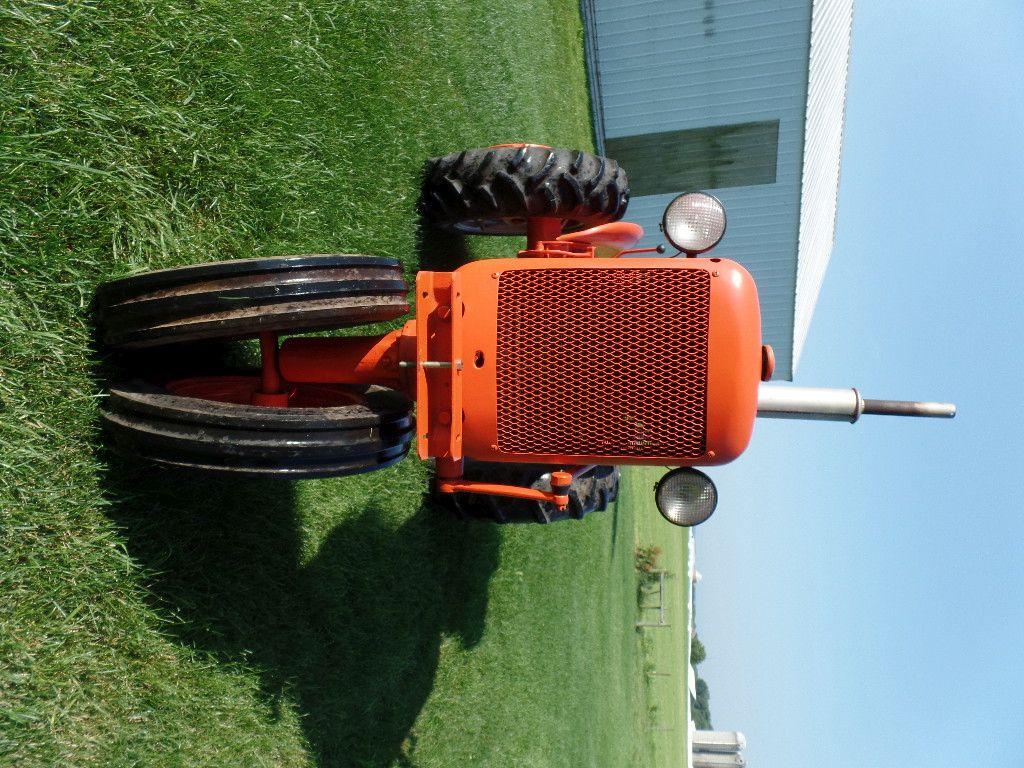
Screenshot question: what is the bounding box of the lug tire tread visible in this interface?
[420,146,629,235]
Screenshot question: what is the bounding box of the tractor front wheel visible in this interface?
[101,380,415,479]
[94,254,408,349]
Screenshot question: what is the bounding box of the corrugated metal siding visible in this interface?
[583,0,851,379]
[586,0,815,379]
[792,0,853,369]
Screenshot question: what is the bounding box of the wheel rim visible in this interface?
[165,376,363,408]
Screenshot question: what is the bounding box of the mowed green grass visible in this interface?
[627,467,693,768]
[2,2,690,766]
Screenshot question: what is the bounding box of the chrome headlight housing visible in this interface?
[655,467,718,527]
[661,192,727,255]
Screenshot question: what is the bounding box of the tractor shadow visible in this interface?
[89,203,495,766]
[415,215,472,272]
[98,457,500,767]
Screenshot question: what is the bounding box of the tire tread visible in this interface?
[420,146,630,235]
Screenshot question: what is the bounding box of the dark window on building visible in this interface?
[605,120,780,197]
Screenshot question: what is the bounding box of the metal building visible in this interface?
[693,753,746,768]
[582,0,853,378]
[693,730,747,754]
[693,729,747,768]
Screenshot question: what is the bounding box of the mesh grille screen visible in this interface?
[496,268,710,457]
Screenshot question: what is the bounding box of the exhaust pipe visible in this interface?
[756,385,956,423]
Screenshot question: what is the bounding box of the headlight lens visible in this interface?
[655,468,718,527]
[661,192,727,255]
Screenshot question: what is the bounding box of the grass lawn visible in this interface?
[628,467,694,768]
[2,1,689,765]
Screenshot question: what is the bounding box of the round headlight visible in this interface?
[661,192,727,255]
[655,468,718,527]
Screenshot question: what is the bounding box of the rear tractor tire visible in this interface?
[447,461,620,524]
[420,145,629,235]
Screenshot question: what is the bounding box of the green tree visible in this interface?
[690,635,707,665]
[693,677,713,730]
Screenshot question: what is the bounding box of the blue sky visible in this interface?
[696,3,1024,766]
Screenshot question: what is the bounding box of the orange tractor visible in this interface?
[95,145,955,525]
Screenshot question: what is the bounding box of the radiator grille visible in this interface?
[496,268,710,457]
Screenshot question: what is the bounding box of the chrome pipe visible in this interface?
[756,384,956,422]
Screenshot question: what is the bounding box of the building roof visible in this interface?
[793,0,854,371]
